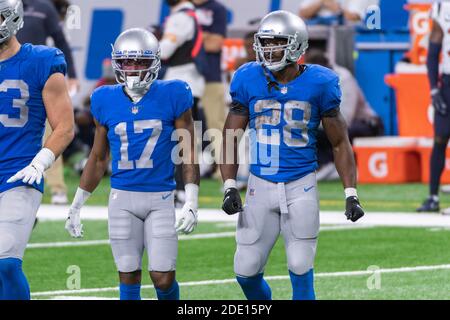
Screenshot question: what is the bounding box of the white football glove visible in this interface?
[175,184,199,234]
[7,148,55,185]
[65,187,91,238]
[176,203,198,234]
[65,207,84,238]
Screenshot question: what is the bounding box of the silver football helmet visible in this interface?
[111,28,161,90]
[0,0,24,44]
[254,10,309,72]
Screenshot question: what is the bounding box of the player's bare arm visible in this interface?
[322,110,364,222]
[174,108,200,234]
[175,109,200,186]
[79,119,110,192]
[65,119,110,238]
[220,111,248,215]
[322,110,356,188]
[42,72,75,157]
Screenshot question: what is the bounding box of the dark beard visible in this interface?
[0,38,11,53]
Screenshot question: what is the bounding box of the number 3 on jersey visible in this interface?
[0,80,30,128]
[114,120,162,170]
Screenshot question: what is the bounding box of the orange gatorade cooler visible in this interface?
[353,137,421,183]
[417,138,450,184]
[385,62,434,137]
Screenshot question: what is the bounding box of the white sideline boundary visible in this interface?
[37,205,450,227]
[31,263,450,298]
[27,225,371,249]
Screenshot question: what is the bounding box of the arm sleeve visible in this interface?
[160,13,195,60]
[427,42,441,90]
[43,2,77,78]
[174,82,194,119]
[319,77,342,116]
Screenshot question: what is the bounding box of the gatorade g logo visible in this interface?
[412,11,430,35]
[368,152,388,178]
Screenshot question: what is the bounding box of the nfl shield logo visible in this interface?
[281,87,288,94]
[249,189,255,196]
[131,106,139,114]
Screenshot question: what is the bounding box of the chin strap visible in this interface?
[124,85,150,103]
[261,64,280,93]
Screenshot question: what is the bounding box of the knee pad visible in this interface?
[286,241,316,276]
[115,255,141,273]
[234,246,264,277]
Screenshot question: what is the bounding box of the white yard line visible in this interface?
[31,263,450,298]
[37,205,450,227]
[27,225,371,249]
[27,232,236,249]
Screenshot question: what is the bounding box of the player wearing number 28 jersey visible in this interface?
[0,0,74,300]
[220,11,365,300]
[65,28,200,300]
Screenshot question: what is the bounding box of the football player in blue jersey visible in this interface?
[0,0,74,300]
[220,11,364,300]
[65,28,200,300]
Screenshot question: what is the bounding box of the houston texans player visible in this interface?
[417,2,450,213]
[0,0,74,300]
[220,11,364,300]
[65,28,200,300]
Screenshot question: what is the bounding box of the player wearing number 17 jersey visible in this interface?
[65,28,200,300]
[220,11,365,300]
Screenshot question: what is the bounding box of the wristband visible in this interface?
[224,179,237,191]
[72,187,92,209]
[32,148,56,171]
[344,187,358,199]
[185,183,199,210]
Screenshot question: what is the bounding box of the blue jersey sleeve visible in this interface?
[230,66,250,107]
[173,81,194,119]
[42,48,67,83]
[90,89,104,126]
[319,76,342,115]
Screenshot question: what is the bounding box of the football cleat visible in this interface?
[416,197,440,212]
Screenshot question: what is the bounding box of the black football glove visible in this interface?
[345,196,364,222]
[222,188,243,215]
[431,89,448,116]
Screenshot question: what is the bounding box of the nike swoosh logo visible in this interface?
[162,192,172,200]
[304,186,315,192]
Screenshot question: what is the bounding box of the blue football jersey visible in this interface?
[230,62,342,183]
[0,44,67,193]
[90,80,193,192]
